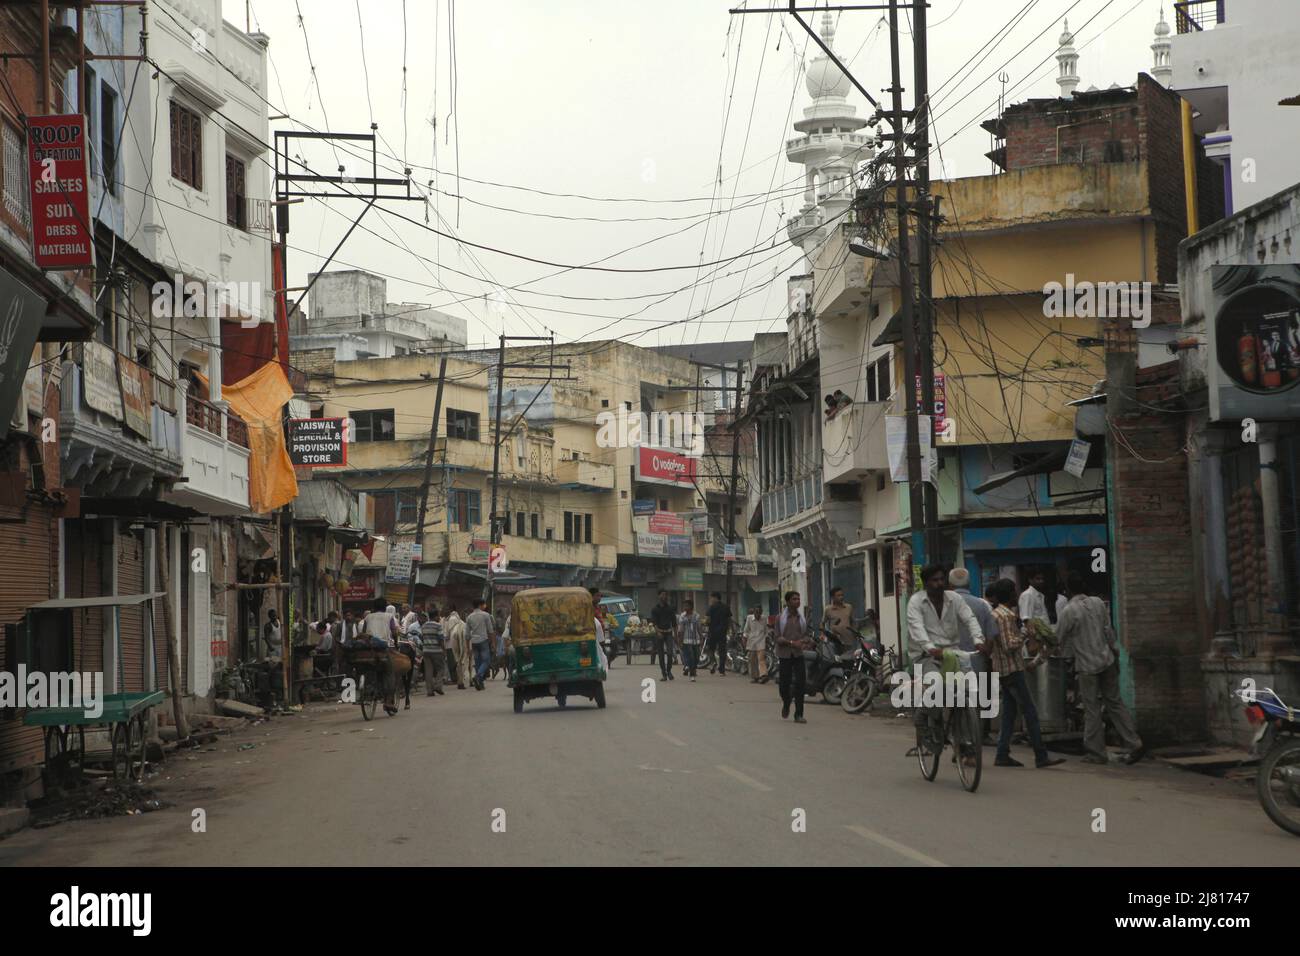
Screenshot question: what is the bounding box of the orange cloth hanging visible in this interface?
[197,362,299,513]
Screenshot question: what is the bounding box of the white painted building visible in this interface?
[295,269,469,359]
[1168,0,1300,212]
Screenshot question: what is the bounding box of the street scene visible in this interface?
[0,0,1298,895]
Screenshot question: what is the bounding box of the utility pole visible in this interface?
[724,363,745,619]
[483,336,566,612]
[887,0,927,579]
[408,353,448,607]
[911,0,941,566]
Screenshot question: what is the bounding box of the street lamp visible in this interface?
[848,234,893,260]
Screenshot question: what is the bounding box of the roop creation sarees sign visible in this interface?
[25,114,94,270]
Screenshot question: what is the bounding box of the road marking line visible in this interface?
[845,825,947,867]
[656,730,687,747]
[716,764,772,792]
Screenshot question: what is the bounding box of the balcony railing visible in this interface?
[761,468,823,526]
[1174,0,1225,33]
[186,395,223,436]
[227,414,249,449]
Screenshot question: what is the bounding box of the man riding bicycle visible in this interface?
[904,565,985,755]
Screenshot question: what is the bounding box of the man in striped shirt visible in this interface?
[987,578,1064,769]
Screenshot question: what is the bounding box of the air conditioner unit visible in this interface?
[696,529,714,544]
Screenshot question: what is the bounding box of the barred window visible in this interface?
[2,122,31,230]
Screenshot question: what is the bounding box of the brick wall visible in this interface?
[294,347,337,379]
[1003,93,1141,172]
[1109,362,1205,745]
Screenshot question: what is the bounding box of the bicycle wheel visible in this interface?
[916,713,940,782]
[953,707,983,793]
[1257,736,1300,836]
[359,672,376,721]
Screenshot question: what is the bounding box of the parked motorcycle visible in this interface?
[1239,686,1300,836]
[801,628,852,705]
[842,639,903,715]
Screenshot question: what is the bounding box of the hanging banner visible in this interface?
[885,415,932,483]
[82,341,124,420]
[25,113,94,269]
[385,537,422,583]
[636,531,667,556]
[118,356,153,438]
[287,417,347,466]
[632,499,657,516]
[1064,438,1091,478]
[666,534,692,558]
[635,446,697,486]
[0,269,46,442]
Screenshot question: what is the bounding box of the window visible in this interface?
[530,513,539,538]
[865,355,892,403]
[658,499,668,512]
[447,489,481,531]
[2,122,31,230]
[447,408,480,441]
[169,100,203,189]
[225,154,246,229]
[563,511,574,542]
[584,513,593,544]
[100,81,118,195]
[882,545,895,597]
[515,511,525,537]
[350,409,395,442]
[395,490,421,527]
[545,527,554,540]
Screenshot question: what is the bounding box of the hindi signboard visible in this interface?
[82,341,124,420]
[385,538,422,583]
[666,534,692,558]
[118,357,153,438]
[25,114,94,269]
[288,417,347,467]
[648,511,686,535]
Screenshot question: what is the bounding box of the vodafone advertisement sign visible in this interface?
[636,446,697,486]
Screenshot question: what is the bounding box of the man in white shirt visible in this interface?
[1017,570,1050,626]
[905,565,985,748]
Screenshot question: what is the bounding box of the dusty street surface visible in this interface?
[1,663,1293,866]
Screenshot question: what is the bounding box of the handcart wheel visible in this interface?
[111,722,131,781]
[129,715,147,782]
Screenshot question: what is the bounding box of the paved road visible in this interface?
[1,661,1295,866]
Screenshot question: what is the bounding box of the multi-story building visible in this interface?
[290,269,469,360]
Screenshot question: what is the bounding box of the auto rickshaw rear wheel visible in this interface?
[594,683,606,709]
[513,688,524,714]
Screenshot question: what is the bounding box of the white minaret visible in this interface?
[784,11,873,263]
[1056,19,1080,98]
[1151,7,1173,87]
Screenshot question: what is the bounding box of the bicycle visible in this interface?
[915,701,983,792]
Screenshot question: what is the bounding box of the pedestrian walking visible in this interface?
[262,609,282,661]
[465,599,496,691]
[775,591,810,723]
[743,606,770,683]
[677,601,703,681]
[986,578,1066,769]
[706,591,732,675]
[649,590,676,681]
[422,609,447,697]
[1056,571,1146,766]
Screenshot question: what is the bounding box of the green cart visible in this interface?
[23,690,165,786]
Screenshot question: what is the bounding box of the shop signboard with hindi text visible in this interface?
[118,356,153,438]
[82,341,124,420]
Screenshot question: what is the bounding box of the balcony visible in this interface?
[1174,0,1226,33]
[761,468,824,529]
[555,456,614,491]
[822,402,890,484]
[164,389,251,515]
[59,356,183,498]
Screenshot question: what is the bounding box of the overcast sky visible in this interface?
[226,0,1172,350]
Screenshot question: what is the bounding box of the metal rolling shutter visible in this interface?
[118,530,146,692]
[0,506,55,774]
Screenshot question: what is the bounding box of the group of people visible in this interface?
[275,597,509,713]
[646,590,739,683]
[906,564,1146,769]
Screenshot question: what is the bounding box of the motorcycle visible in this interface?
[1239,686,1300,836]
[842,637,903,715]
[802,628,853,705]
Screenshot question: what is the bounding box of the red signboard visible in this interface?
[636,446,697,486]
[648,511,685,535]
[25,114,94,270]
[342,573,377,602]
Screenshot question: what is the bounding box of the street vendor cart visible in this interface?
[14,593,168,787]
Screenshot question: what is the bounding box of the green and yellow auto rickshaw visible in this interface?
[509,587,607,713]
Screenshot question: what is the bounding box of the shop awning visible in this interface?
[448,568,538,584]
[29,592,165,610]
[328,526,369,548]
